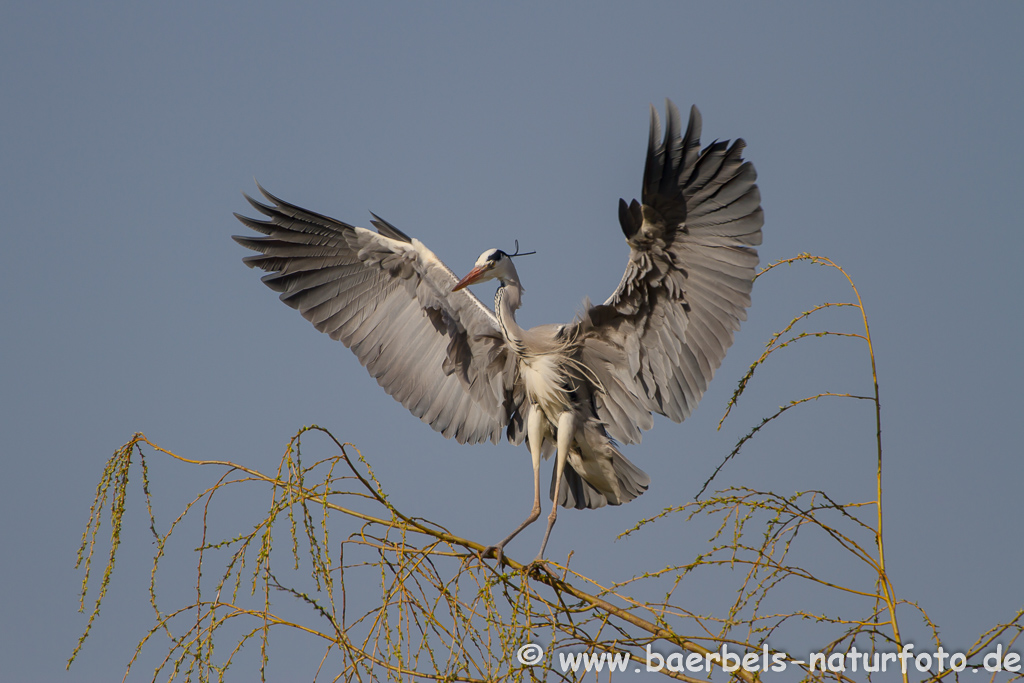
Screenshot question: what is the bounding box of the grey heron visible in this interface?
[233,100,763,563]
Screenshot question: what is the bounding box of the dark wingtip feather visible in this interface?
[240,181,357,232]
[642,104,662,199]
[680,105,704,180]
[240,191,277,218]
[659,99,682,196]
[368,211,413,243]
[231,234,255,249]
[232,210,276,236]
[618,198,637,239]
[685,105,702,144]
[253,178,284,206]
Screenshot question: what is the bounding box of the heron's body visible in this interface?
[234,100,763,562]
[483,272,648,516]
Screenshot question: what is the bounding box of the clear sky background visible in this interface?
[3,3,1023,681]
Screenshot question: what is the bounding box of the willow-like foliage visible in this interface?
[70,255,1023,682]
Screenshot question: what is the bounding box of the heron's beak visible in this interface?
[452,265,488,292]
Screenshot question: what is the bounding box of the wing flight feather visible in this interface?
[578,101,763,445]
[233,183,515,445]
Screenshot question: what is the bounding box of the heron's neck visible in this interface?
[494,280,527,351]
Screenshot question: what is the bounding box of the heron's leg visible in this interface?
[535,410,576,563]
[483,408,544,564]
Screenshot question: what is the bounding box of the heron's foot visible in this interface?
[479,544,505,565]
[526,556,555,578]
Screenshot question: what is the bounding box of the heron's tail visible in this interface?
[551,435,650,510]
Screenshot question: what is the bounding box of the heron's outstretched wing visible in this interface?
[234,183,517,445]
[578,101,763,445]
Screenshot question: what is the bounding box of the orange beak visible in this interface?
[452,265,488,292]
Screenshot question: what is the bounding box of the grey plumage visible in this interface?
[579,102,762,444]
[234,186,517,446]
[233,100,763,561]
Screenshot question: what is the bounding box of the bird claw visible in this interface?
[479,545,505,565]
[526,556,553,577]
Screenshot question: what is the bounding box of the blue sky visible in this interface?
[2,2,1023,681]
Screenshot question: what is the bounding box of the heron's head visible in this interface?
[452,249,516,291]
